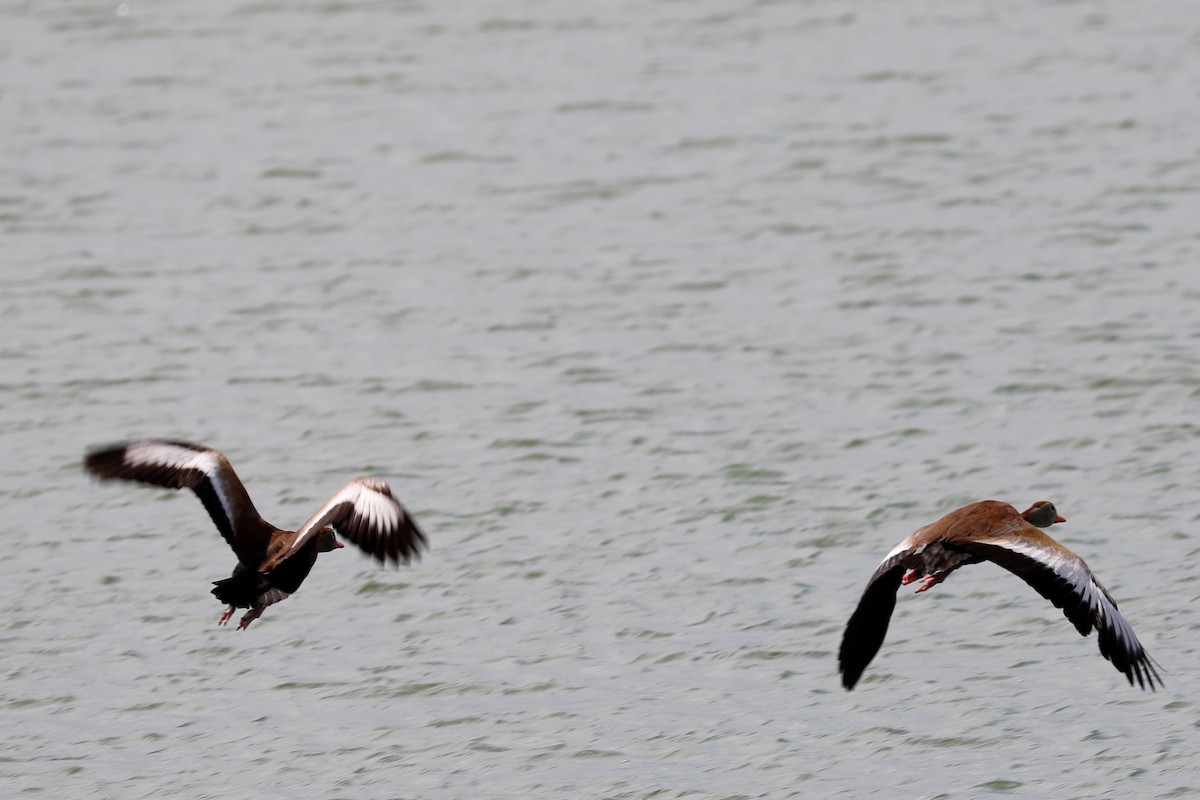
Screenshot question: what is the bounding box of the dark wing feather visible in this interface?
[958,539,1162,690]
[838,554,909,691]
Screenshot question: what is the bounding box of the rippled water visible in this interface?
[3,1,1199,797]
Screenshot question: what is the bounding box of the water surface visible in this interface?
[2,1,1199,797]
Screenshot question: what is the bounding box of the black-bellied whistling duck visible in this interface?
[84,439,427,629]
[839,500,1161,691]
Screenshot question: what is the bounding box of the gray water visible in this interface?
[3,1,1199,797]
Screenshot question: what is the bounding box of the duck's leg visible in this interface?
[901,567,956,592]
[237,606,265,630]
[903,547,979,594]
[914,572,948,593]
[913,563,968,593]
[218,605,237,626]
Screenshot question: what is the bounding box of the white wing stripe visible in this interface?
[122,442,238,537]
[981,538,1134,643]
[286,477,409,562]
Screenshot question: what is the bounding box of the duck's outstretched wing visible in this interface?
[85,439,261,556]
[958,532,1162,690]
[838,547,912,691]
[270,477,427,569]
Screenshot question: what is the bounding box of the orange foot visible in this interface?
[914,573,946,594]
[237,607,264,630]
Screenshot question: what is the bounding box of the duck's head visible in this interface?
[315,526,345,553]
[1022,500,1066,528]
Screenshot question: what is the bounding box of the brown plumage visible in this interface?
[838,500,1161,691]
[85,439,427,629]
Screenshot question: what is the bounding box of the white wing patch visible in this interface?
[286,477,404,561]
[354,480,402,529]
[122,440,213,472]
[121,441,237,534]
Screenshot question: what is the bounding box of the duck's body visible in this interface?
[85,439,427,629]
[838,500,1160,691]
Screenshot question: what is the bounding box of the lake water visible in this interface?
[2,1,1199,797]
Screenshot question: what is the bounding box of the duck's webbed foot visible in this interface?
[237,607,264,630]
[218,605,237,626]
[901,568,921,586]
[914,572,948,594]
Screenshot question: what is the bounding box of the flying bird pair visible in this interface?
[85,441,1161,690]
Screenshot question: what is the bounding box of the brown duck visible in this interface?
[839,500,1161,691]
[85,439,427,629]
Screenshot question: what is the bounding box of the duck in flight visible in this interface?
[85,439,427,629]
[838,500,1161,691]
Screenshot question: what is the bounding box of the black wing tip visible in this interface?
[387,515,429,566]
[837,634,877,692]
[83,443,133,478]
[1096,617,1164,691]
[837,631,866,691]
[836,627,880,693]
[1125,652,1165,692]
[388,529,428,566]
[336,506,428,567]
